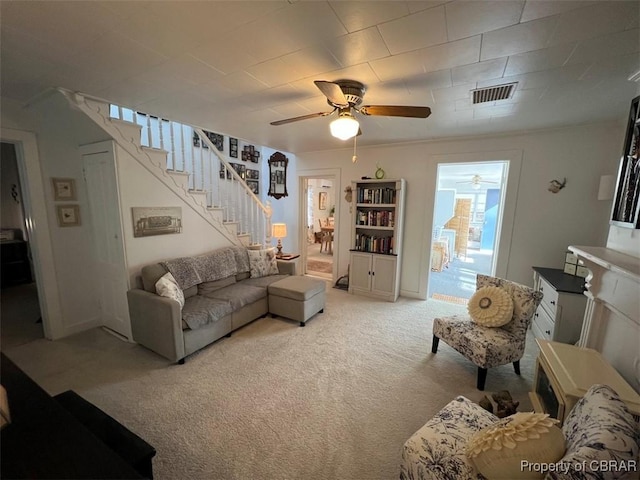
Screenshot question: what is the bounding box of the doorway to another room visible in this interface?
[304,178,335,280]
[428,161,508,304]
[1,141,43,349]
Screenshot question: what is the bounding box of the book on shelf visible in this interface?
[353,233,395,254]
[357,187,396,204]
[356,210,395,227]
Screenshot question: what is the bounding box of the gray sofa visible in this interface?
[127,245,295,363]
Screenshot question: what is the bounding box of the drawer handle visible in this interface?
[550,300,556,305]
[545,330,551,335]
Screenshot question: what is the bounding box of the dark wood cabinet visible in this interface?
[0,240,32,287]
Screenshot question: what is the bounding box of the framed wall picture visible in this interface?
[229,137,238,158]
[56,204,81,227]
[51,177,77,201]
[319,191,327,210]
[132,207,182,237]
[246,180,259,194]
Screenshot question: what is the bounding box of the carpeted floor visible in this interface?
[4,284,540,480]
[307,259,333,274]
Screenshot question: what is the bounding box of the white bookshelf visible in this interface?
[349,178,405,302]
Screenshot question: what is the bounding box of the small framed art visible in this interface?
[56,204,81,227]
[51,177,77,201]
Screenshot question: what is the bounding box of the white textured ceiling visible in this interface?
[1,0,639,153]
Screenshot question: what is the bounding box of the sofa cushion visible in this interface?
[248,248,279,278]
[141,263,168,293]
[241,274,289,288]
[204,283,267,310]
[230,246,251,274]
[192,248,236,283]
[155,273,185,308]
[198,276,236,296]
[546,384,640,480]
[268,276,326,301]
[181,295,233,330]
[162,257,202,290]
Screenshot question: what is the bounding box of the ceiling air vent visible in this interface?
[471,82,518,104]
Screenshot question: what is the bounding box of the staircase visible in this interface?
[59,88,272,247]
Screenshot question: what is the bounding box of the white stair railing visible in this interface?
[109,106,272,246]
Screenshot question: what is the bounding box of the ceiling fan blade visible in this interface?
[314,80,349,107]
[359,105,431,118]
[270,111,334,126]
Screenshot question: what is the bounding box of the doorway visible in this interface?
[1,142,43,349]
[428,161,508,303]
[301,177,336,280]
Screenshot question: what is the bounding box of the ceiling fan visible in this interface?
[270,80,432,140]
[456,174,498,190]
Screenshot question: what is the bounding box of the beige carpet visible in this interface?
[4,284,539,480]
[307,259,333,274]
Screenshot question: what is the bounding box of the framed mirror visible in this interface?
[268,152,288,199]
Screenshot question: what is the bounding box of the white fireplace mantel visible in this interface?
[569,245,640,392]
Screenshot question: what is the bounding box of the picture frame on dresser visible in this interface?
[611,94,640,229]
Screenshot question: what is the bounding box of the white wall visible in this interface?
[297,122,624,296]
[1,94,112,338]
[115,144,235,288]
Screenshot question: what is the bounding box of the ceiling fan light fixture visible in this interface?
[330,113,359,140]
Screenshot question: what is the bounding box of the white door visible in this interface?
[82,142,132,341]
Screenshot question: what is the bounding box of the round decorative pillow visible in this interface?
[468,286,514,327]
[466,412,566,480]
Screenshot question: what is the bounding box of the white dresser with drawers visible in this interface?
[531,267,587,344]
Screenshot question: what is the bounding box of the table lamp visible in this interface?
[272,223,287,257]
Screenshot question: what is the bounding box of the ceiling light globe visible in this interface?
[330,116,359,140]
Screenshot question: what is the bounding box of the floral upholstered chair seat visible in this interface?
[400,396,498,480]
[432,274,543,390]
[432,317,523,369]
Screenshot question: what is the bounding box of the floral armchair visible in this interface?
[400,384,639,480]
[432,274,543,390]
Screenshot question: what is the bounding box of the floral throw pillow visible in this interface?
[155,272,185,308]
[248,248,279,278]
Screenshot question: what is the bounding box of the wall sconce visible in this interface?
[548,178,566,193]
[271,223,287,258]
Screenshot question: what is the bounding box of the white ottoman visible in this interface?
[268,276,326,326]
